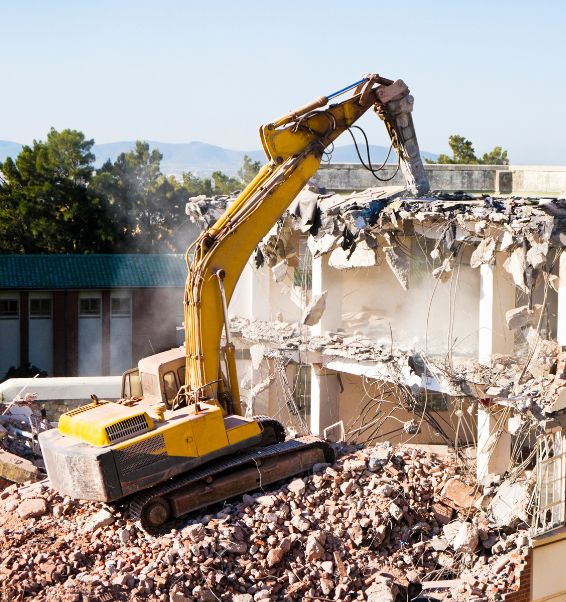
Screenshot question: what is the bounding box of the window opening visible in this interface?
[0,299,18,318]
[79,298,101,317]
[30,298,52,318]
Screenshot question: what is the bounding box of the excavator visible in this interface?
[39,74,430,529]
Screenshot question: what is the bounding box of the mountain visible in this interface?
[0,141,22,162]
[93,141,266,177]
[0,139,438,177]
[327,144,438,165]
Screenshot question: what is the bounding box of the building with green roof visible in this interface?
[0,255,186,379]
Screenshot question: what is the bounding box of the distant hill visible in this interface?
[0,141,23,163]
[93,141,266,177]
[0,139,438,177]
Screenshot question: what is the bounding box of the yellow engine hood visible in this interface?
[58,401,155,446]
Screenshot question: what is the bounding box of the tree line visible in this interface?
[0,128,261,254]
[427,134,509,165]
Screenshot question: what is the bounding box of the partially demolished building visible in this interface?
[187,178,566,600]
[189,187,566,456]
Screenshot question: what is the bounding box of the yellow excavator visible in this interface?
[39,74,430,529]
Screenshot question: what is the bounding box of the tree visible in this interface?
[237,154,261,185]
[91,141,187,252]
[0,128,117,253]
[479,146,508,166]
[181,172,213,197]
[211,170,241,195]
[428,134,509,165]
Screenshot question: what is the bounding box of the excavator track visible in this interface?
[130,433,334,531]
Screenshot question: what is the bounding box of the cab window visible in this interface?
[163,371,178,404]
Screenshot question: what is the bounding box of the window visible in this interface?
[122,369,142,398]
[30,298,52,318]
[0,299,18,319]
[141,372,158,397]
[419,392,449,412]
[293,364,311,420]
[177,367,185,388]
[293,235,312,289]
[163,371,178,404]
[79,297,101,317]
[111,297,131,317]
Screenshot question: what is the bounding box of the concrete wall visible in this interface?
[532,532,566,601]
[337,373,477,446]
[336,241,480,358]
[313,163,566,195]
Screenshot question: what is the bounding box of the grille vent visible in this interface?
[116,434,166,474]
[106,414,149,443]
[64,401,108,417]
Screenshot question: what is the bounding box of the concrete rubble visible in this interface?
[0,393,47,486]
[0,444,531,601]
[230,314,565,420]
[190,187,566,417]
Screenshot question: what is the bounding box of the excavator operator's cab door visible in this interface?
[121,368,142,399]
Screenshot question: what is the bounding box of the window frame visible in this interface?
[79,297,102,318]
[0,298,19,319]
[29,297,52,319]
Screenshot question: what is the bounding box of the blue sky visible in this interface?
[1,0,565,163]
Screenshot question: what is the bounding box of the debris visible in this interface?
[490,478,532,528]
[442,477,480,509]
[0,444,530,601]
[0,448,39,483]
[470,236,496,268]
[385,246,409,290]
[301,290,327,326]
[452,521,479,553]
[17,497,47,519]
[504,246,528,292]
[82,508,115,532]
[505,304,543,330]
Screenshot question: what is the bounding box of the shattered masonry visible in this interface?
[189,186,566,429]
[1,185,566,600]
[0,444,531,601]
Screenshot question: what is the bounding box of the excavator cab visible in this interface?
[120,348,186,409]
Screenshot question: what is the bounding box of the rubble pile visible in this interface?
[0,394,47,485]
[0,445,530,601]
[186,194,241,229]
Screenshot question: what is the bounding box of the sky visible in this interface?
[1,0,565,164]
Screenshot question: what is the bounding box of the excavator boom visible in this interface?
[185,74,429,407]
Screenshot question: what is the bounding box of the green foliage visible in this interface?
[427,134,509,165]
[238,154,261,185]
[3,362,47,382]
[181,172,213,197]
[0,133,263,254]
[0,128,117,253]
[91,141,188,252]
[211,170,241,195]
[479,146,508,166]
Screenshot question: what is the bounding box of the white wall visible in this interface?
[337,240,480,357]
[28,292,53,375]
[0,293,20,377]
[78,292,102,376]
[110,291,132,375]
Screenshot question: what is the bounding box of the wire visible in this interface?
[346,125,401,182]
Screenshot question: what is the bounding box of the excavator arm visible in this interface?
[184,74,430,410]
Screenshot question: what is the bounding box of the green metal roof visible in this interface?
[0,254,187,290]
